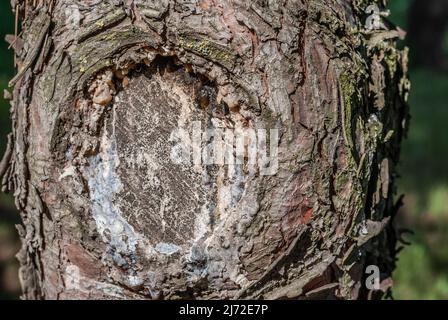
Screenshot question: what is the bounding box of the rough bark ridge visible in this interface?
[1,0,409,299]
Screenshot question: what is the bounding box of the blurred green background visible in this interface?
[0,0,448,299]
[388,0,448,300]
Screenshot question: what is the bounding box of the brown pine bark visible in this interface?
[1,0,409,300]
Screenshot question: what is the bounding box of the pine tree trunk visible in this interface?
[408,0,448,69]
[1,0,409,300]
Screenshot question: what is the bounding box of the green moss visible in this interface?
[73,28,153,90]
[339,72,357,159]
[335,171,350,194]
[352,0,383,14]
[384,47,399,78]
[102,32,117,41]
[178,32,236,69]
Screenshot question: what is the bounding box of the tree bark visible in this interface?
[1,0,409,300]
